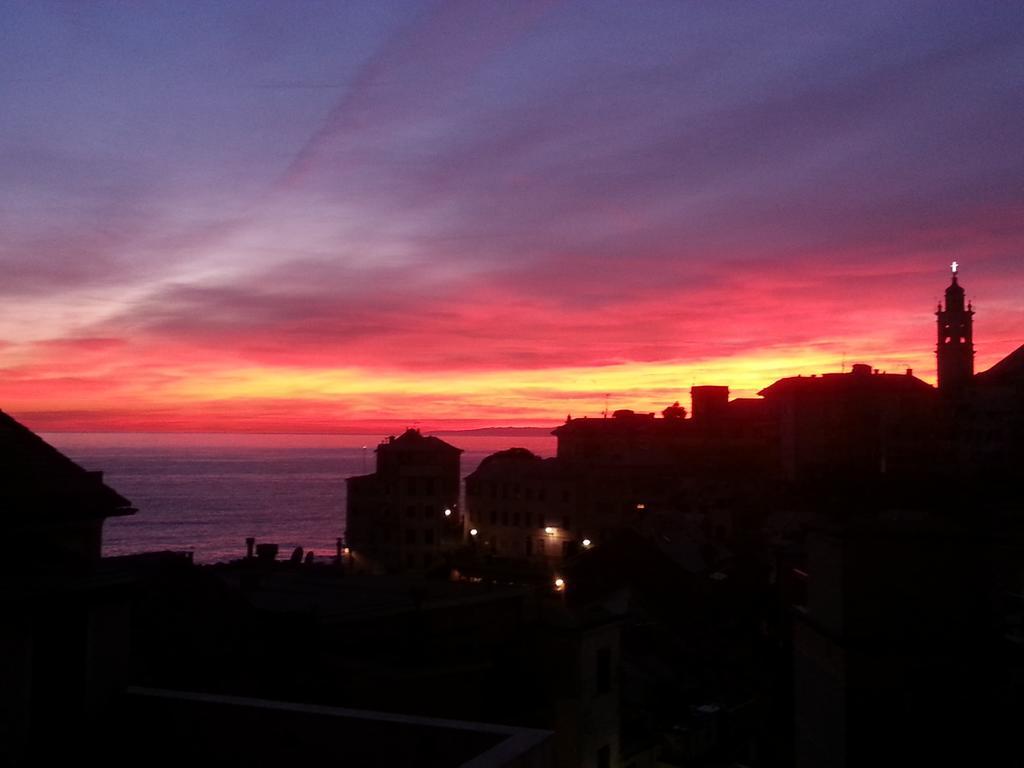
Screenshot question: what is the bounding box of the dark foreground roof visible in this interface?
[0,410,134,521]
[758,366,935,398]
[976,343,1024,386]
[378,427,463,454]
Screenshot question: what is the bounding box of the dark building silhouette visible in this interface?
[936,264,975,398]
[463,392,774,574]
[0,410,138,766]
[784,268,1024,767]
[791,517,991,768]
[0,409,135,566]
[346,428,463,572]
[454,266,1024,766]
[464,448,578,564]
[757,364,937,488]
[968,341,1024,480]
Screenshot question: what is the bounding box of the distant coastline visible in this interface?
[428,426,555,437]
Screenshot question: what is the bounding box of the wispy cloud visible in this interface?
[1,1,1022,429]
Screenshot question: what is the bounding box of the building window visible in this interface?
[406,506,416,519]
[525,537,533,556]
[406,477,417,495]
[563,515,572,531]
[490,509,497,525]
[512,512,520,527]
[406,529,416,545]
[501,509,509,527]
[424,529,434,545]
[423,505,433,519]
[423,477,435,495]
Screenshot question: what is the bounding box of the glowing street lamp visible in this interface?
[554,577,566,591]
[544,526,556,535]
[582,538,592,548]
[469,528,478,537]
[444,508,452,517]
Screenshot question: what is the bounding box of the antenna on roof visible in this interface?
[841,352,846,373]
[603,393,610,419]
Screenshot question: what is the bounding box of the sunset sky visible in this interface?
[2,1,1023,432]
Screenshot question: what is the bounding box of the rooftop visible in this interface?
[0,409,135,522]
[378,428,463,454]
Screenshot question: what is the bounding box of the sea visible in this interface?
[44,432,556,565]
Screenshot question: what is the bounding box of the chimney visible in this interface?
[245,537,256,559]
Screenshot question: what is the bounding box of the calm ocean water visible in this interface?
[44,432,556,564]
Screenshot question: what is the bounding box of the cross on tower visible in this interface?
[951,261,959,274]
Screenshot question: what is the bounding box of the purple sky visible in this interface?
[2,1,1023,431]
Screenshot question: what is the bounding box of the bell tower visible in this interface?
[936,261,974,397]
